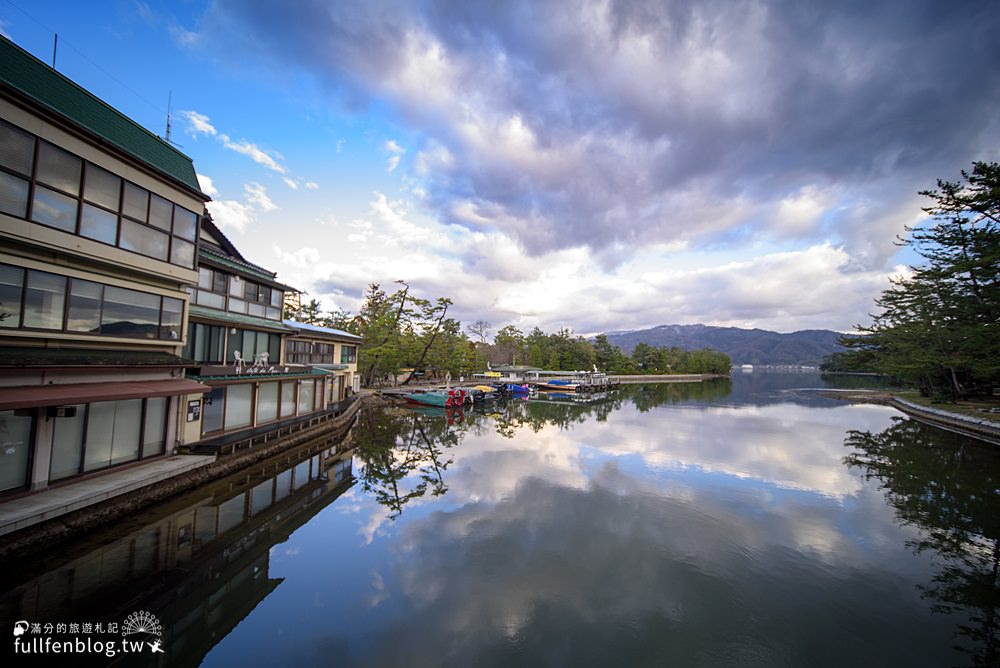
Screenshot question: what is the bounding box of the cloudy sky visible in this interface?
[5,1,999,335]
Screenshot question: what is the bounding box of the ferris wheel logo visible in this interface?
[121,611,162,637]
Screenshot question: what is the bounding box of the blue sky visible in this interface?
[4,0,998,336]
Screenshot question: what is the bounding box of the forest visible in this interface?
[285,282,731,387]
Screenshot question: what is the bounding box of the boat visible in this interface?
[401,389,468,407]
[536,379,580,391]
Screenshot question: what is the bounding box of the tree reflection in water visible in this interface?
[353,406,462,519]
[844,417,1000,666]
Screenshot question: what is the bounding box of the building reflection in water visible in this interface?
[0,431,356,668]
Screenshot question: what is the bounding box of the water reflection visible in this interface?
[0,374,984,667]
[845,418,1000,666]
[0,433,355,667]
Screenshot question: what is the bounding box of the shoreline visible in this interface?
[822,390,1000,446]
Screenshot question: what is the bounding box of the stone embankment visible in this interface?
[609,374,717,384]
[888,397,1000,446]
[0,394,385,559]
[822,390,1000,446]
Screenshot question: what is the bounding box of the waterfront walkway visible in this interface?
[889,397,1000,446]
[0,454,215,537]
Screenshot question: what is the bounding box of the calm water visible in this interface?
[3,372,1000,667]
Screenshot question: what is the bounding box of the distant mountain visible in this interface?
[601,324,845,366]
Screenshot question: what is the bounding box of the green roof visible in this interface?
[0,36,205,196]
[189,304,295,333]
[200,247,293,288]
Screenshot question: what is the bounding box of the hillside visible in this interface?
[602,324,844,366]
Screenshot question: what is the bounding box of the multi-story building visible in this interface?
[177,220,357,448]
[0,37,210,496]
[283,320,362,402]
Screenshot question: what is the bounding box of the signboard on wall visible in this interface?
[187,399,202,423]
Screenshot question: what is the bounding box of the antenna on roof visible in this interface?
[52,33,57,68]
[163,91,183,148]
[165,90,172,142]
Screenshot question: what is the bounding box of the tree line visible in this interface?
[286,286,731,386]
[827,161,999,400]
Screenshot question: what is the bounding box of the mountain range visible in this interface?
[601,324,846,366]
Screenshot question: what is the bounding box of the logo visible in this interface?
[121,611,162,638]
[13,621,28,637]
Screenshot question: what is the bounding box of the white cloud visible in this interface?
[245,182,278,212]
[178,110,217,138]
[305,181,319,190]
[207,199,255,234]
[196,173,219,197]
[220,135,287,174]
[283,177,299,190]
[386,155,401,172]
[274,246,321,267]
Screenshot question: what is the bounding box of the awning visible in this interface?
[0,378,210,410]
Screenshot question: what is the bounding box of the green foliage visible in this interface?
[849,162,1000,399]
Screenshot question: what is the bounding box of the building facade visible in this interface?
[283,320,362,402]
[0,37,209,495]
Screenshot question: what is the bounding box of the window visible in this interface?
[0,263,183,340]
[0,264,23,329]
[297,380,315,415]
[340,345,357,364]
[67,280,103,333]
[202,388,225,434]
[0,121,200,269]
[0,118,35,176]
[23,270,66,330]
[257,382,279,423]
[102,286,160,338]
[224,384,253,430]
[184,322,225,363]
[0,410,33,493]
[280,382,296,417]
[50,398,167,480]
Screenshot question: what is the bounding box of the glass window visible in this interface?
[0,171,29,218]
[109,399,141,466]
[244,280,258,301]
[67,279,102,333]
[280,382,296,416]
[83,163,121,210]
[202,387,224,434]
[298,380,315,415]
[207,325,225,363]
[227,328,242,363]
[241,330,258,359]
[228,276,243,297]
[195,290,225,309]
[148,194,173,231]
[248,302,265,317]
[0,119,35,175]
[80,203,118,245]
[23,270,66,329]
[31,185,78,232]
[256,382,278,423]
[50,404,85,480]
[84,401,115,472]
[173,207,197,240]
[0,264,23,329]
[160,296,183,340]
[101,286,160,338]
[36,142,82,195]
[340,345,357,364]
[142,397,167,458]
[198,267,212,290]
[224,384,253,430]
[170,238,195,268]
[0,410,33,492]
[122,182,148,221]
[120,218,169,261]
[268,333,281,363]
[265,306,280,320]
[270,290,283,308]
[228,298,247,314]
[212,271,227,293]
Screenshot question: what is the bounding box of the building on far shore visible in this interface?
[282,320,362,402]
[0,36,210,496]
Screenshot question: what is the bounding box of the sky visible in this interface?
[3,0,999,336]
